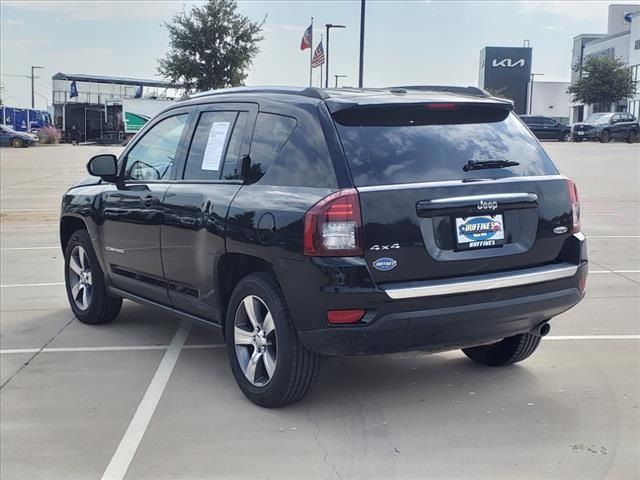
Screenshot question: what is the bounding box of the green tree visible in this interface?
[567,55,636,107]
[158,0,264,93]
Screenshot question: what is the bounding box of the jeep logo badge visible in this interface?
[477,200,498,211]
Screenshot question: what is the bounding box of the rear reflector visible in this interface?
[327,309,366,324]
[567,179,581,233]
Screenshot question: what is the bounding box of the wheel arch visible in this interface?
[217,253,278,338]
[60,214,88,252]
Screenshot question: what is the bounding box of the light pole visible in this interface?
[529,73,544,115]
[30,66,44,109]
[325,24,346,88]
[358,0,366,88]
[334,74,347,88]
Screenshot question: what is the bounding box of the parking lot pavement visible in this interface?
[0,143,638,480]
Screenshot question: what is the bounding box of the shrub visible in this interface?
[37,126,62,144]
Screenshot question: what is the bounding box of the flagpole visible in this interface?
[309,17,313,87]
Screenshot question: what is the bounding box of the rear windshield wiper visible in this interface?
[463,159,520,172]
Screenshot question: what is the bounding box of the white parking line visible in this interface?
[588,235,640,238]
[590,270,640,274]
[582,213,623,216]
[0,344,225,354]
[0,282,64,288]
[0,195,61,198]
[100,320,191,480]
[0,246,58,251]
[0,209,59,213]
[1,337,638,356]
[545,335,640,340]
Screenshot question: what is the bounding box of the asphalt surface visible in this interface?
[0,142,638,480]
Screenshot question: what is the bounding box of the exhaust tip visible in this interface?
[535,322,551,337]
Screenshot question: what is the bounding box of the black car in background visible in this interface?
[572,112,639,143]
[59,86,588,407]
[520,115,572,142]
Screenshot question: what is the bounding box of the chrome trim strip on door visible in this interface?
[382,263,579,299]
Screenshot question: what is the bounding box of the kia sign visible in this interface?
[492,58,526,68]
[479,47,532,114]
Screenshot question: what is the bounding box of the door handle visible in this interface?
[142,195,160,207]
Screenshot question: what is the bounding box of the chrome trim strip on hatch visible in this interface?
[382,263,579,299]
[357,175,567,193]
[426,192,536,204]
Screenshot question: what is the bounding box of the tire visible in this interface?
[572,135,583,143]
[560,131,572,142]
[11,137,23,148]
[599,129,611,143]
[462,332,542,367]
[627,129,638,144]
[225,272,320,408]
[64,229,122,325]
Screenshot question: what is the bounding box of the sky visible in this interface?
[1,0,637,109]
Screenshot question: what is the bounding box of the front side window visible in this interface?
[125,114,188,181]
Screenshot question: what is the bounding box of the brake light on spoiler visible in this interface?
[304,189,363,256]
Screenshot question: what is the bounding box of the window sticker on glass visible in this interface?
[201,122,231,171]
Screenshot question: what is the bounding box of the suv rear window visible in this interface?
[334,106,557,187]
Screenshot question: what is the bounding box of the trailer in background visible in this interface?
[1,106,52,132]
[103,98,174,144]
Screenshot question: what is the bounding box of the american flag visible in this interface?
[311,40,325,68]
[300,24,312,50]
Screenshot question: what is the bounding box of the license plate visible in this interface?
[455,215,505,249]
[578,131,584,135]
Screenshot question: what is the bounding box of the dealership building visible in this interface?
[52,72,180,142]
[570,4,640,122]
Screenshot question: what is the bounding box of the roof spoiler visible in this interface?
[390,85,491,97]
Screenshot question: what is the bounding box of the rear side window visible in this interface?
[334,107,557,186]
[249,113,297,180]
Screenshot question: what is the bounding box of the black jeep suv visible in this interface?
[572,112,639,143]
[60,87,588,407]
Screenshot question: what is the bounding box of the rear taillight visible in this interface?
[304,189,363,256]
[567,179,581,233]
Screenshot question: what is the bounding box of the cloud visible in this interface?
[518,1,610,21]
[3,0,193,21]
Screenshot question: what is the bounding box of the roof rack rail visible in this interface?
[183,86,329,101]
[391,85,490,97]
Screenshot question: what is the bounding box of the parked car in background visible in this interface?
[520,116,572,142]
[572,112,639,143]
[60,86,587,407]
[0,124,37,148]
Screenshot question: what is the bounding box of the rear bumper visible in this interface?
[299,279,585,356]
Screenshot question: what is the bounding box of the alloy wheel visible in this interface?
[68,246,93,310]
[234,295,277,387]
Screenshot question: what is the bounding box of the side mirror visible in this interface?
[87,154,118,182]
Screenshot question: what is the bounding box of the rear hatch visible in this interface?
[331,100,576,284]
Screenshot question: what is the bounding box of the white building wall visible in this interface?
[628,13,640,119]
[530,81,571,122]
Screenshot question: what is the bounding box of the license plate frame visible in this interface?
[455,214,506,250]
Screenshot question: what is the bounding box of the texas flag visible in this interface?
[300,24,312,50]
